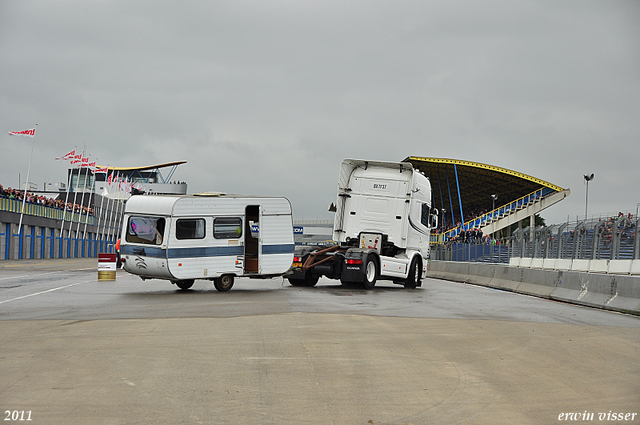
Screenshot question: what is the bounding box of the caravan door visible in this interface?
[244,205,261,274]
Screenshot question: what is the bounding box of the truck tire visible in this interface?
[287,277,305,287]
[175,279,194,290]
[362,255,378,290]
[288,272,319,287]
[214,275,234,292]
[304,273,320,287]
[404,256,422,289]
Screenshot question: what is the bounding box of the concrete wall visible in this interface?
[509,257,640,275]
[427,260,640,316]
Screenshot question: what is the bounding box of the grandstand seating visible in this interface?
[0,196,95,225]
[444,187,565,241]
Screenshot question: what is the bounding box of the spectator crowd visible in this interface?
[596,212,636,245]
[0,184,94,216]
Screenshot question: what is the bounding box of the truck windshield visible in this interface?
[126,216,165,245]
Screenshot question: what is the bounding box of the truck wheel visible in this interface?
[404,257,422,289]
[287,277,305,287]
[304,273,320,287]
[214,275,234,292]
[362,256,378,290]
[288,272,319,287]
[175,279,194,290]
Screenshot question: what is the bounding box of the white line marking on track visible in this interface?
[0,267,95,281]
[0,279,94,305]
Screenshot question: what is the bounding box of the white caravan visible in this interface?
[289,159,438,289]
[119,193,294,291]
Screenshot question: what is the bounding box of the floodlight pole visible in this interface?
[584,173,594,221]
[491,194,498,238]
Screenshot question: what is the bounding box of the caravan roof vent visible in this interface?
[193,192,226,197]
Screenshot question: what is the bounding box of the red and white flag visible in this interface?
[92,166,108,174]
[56,149,76,160]
[8,128,36,137]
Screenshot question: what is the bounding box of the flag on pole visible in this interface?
[8,128,36,137]
[92,166,108,174]
[55,149,76,160]
[70,154,82,165]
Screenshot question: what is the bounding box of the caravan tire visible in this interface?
[214,275,235,292]
[362,255,378,290]
[404,257,422,289]
[175,280,194,290]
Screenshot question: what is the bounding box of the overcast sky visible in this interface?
[1,1,639,224]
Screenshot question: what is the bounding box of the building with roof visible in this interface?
[403,157,570,240]
[68,161,188,198]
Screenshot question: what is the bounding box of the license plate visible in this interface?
[292,262,302,268]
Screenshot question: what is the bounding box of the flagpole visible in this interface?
[82,162,97,241]
[94,166,108,252]
[100,172,112,243]
[76,160,90,236]
[114,173,125,249]
[59,149,76,256]
[105,171,117,248]
[17,124,37,236]
[69,153,83,231]
[115,175,129,244]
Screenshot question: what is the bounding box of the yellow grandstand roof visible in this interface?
[404,156,565,213]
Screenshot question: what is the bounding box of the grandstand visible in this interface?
[1,161,188,260]
[403,157,571,240]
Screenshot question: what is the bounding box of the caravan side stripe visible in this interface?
[121,243,294,259]
[120,245,166,258]
[168,246,244,258]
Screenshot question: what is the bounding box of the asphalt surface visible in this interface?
[0,259,639,425]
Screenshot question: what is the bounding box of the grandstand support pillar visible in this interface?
[531,213,535,238]
[634,218,640,260]
[7,223,17,260]
[454,164,464,224]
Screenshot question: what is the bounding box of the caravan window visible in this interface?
[126,216,165,245]
[213,217,242,239]
[176,218,206,240]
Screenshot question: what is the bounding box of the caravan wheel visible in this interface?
[214,275,235,292]
[175,280,194,290]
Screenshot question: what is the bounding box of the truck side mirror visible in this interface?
[431,208,438,229]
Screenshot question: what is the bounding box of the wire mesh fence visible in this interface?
[431,216,640,263]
